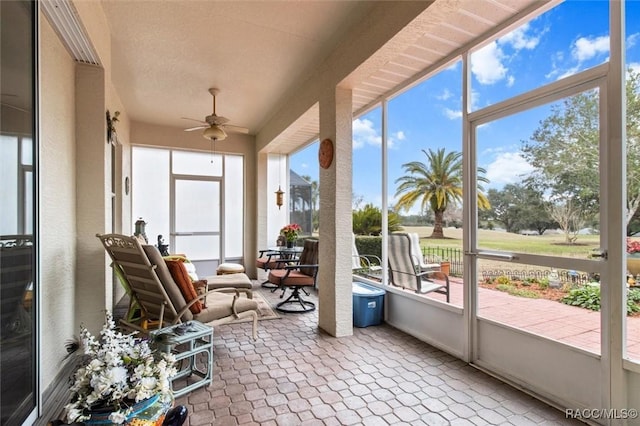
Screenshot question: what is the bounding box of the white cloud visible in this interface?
[629,62,640,75]
[352,118,404,149]
[300,162,309,169]
[629,33,640,49]
[499,23,541,50]
[444,108,462,120]
[471,42,508,85]
[353,118,380,149]
[471,23,543,86]
[436,89,453,101]
[437,89,452,100]
[572,35,609,62]
[485,151,534,187]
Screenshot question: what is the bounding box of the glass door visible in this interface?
[172,178,222,271]
[0,1,37,424]
[469,72,608,410]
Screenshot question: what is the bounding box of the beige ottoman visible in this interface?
[205,272,253,299]
[216,263,246,275]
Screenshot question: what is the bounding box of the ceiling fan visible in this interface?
[183,88,249,141]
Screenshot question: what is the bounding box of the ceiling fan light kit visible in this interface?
[183,87,248,140]
[203,124,227,141]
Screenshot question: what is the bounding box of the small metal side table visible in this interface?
[150,321,214,398]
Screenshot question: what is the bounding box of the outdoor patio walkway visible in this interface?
[423,277,640,358]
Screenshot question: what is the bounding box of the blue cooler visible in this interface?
[352,282,385,327]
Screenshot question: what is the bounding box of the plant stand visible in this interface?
[150,321,213,398]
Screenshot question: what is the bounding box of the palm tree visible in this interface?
[394,148,490,238]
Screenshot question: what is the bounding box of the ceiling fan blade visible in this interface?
[184,125,208,132]
[181,117,208,125]
[224,124,250,134]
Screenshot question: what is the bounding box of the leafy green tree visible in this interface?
[394,148,490,238]
[485,184,555,234]
[353,203,402,235]
[485,187,521,233]
[522,69,640,233]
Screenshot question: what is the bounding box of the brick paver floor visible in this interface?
[173,279,584,425]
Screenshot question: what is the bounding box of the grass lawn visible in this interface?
[403,225,601,259]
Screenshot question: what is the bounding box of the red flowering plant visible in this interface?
[627,238,640,255]
[280,223,302,242]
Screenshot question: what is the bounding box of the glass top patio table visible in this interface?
[267,246,304,254]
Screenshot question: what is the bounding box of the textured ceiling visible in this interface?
[99,0,549,150]
[101,0,377,135]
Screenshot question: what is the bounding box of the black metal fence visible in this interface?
[423,247,463,276]
[422,246,595,285]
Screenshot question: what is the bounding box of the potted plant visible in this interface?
[64,312,177,424]
[628,238,640,277]
[280,223,302,248]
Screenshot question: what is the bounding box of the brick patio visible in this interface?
[172,279,586,425]
[423,277,640,358]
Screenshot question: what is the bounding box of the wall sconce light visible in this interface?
[275,185,285,209]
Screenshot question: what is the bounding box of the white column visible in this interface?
[603,0,626,416]
[75,64,109,334]
[318,87,353,337]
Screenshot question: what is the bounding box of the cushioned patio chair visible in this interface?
[352,233,383,276]
[97,233,259,339]
[267,239,319,313]
[388,233,449,302]
[407,232,441,272]
[256,248,284,288]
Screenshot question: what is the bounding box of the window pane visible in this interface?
[175,235,219,261]
[175,180,220,233]
[132,147,170,242]
[469,1,609,111]
[477,90,600,256]
[478,259,600,355]
[21,137,32,165]
[290,144,318,235]
[386,62,463,307]
[0,135,19,234]
[224,155,243,258]
[172,150,222,176]
[353,106,382,212]
[24,171,33,234]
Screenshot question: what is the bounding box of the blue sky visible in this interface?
[292,1,640,213]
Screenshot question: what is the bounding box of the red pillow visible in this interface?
[165,260,202,314]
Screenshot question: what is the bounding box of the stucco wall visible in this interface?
[39,15,77,388]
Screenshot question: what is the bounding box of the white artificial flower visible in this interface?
[87,358,104,372]
[140,376,157,390]
[108,410,128,424]
[65,311,177,423]
[107,366,128,385]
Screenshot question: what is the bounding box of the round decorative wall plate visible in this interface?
[318,138,334,169]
